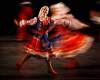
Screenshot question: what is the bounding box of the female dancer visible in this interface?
[16,3,94,75]
[16,6,57,75]
[14,1,33,41]
[49,2,94,68]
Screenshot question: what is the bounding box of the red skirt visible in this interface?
[25,25,93,58]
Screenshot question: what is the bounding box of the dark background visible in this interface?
[0,1,100,79]
[0,0,98,36]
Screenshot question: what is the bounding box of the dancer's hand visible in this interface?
[27,17,37,25]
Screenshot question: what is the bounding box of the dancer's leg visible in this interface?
[16,52,31,70]
[45,58,57,75]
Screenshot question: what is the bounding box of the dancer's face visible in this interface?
[39,6,49,18]
[42,7,49,15]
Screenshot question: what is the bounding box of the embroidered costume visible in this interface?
[16,4,94,75]
[25,2,94,58]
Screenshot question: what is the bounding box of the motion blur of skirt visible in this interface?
[24,25,94,58]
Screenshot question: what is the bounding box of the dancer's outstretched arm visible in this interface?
[64,15,89,30]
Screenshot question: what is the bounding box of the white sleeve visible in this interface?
[19,20,26,27]
[27,17,37,25]
[68,17,89,29]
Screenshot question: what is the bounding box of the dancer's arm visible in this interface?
[64,14,89,29]
[15,17,37,27]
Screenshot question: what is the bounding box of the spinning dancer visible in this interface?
[49,2,94,68]
[16,2,94,75]
[14,1,33,41]
[16,6,57,75]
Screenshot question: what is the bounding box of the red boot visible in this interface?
[63,58,80,69]
[16,62,22,71]
[48,69,58,77]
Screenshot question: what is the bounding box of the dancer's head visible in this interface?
[38,6,49,19]
[50,2,70,15]
[18,1,33,17]
[18,1,32,7]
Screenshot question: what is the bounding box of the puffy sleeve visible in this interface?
[64,14,89,30]
[51,14,89,30]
